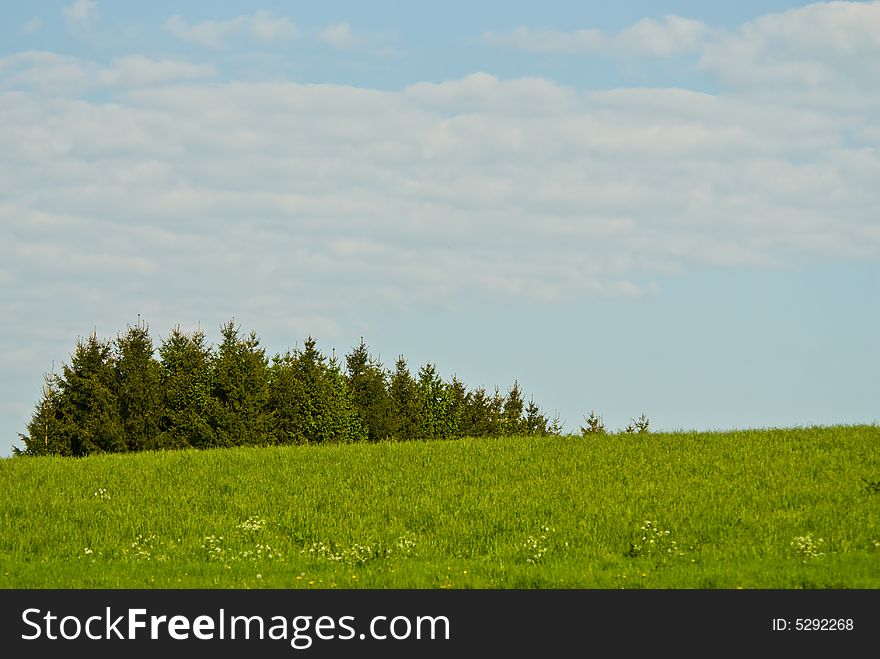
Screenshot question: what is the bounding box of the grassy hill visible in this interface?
[1,425,878,588]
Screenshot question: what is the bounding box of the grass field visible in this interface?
[1,425,878,589]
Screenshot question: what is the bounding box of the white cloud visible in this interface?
[698,0,880,89]
[2,65,877,345]
[63,0,99,30]
[483,26,606,54]
[0,52,216,95]
[618,15,708,56]
[98,56,217,87]
[483,15,707,56]
[0,51,93,94]
[21,18,43,35]
[248,10,299,42]
[485,0,880,84]
[318,22,359,49]
[165,11,298,48]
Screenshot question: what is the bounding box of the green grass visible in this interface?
[1,425,878,588]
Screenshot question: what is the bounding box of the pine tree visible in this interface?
[211,319,272,447]
[268,337,365,445]
[488,386,505,436]
[388,356,419,440]
[157,326,217,449]
[416,363,457,440]
[114,320,161,451]
[445,375,467,439]
[345,339,393,441]
[502,380,526,435]
[56,332,125,455]
[462,386,503,438]
[15,372,70,456]
[524,397,549,436]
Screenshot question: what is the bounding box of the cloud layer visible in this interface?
[165,11,299,48]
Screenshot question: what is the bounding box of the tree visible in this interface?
[114,320,161,451]
[624,413,650,434]
[416,362,455,440]
[524,397,549,436]
[56,332,125,455]
[268,337,365,445]
[580,411,606,436]
[445,375,468,439]
[462,386,502,438]
[211,319,272,447]
[502,381,526,435]
[15,372,69,456]
[345,339,393,441]
[156,326,217,449]
[388,356,420,440]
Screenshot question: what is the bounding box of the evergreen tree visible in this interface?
[157,326,217,449]
[488,386,505,436]
[268,337,365,445]
[345,339,393,441]
[461,386,488,437]
[56,332,125,455]
[462,386,504,438]
[502,381,526,435]
[416,363,456,440]
[211,320,272,447]
[114,320,161,451]
[19,320,563,455]
[15,372,69,456]
[524,397,549,436]
[445,375,468,439]
[388,356,420,440]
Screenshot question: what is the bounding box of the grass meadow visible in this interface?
[1,425,878,589]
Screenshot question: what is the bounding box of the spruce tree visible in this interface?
[157,326,217,449]
[56,332,125,455]
[524,397,549,436]
[416,363,455,440]
[114,320,161,451]
[345,339,393,441]
[445,375,467,439]
[502,381,526,435]
[388,356,419,440]
[211,320,272,447]
[268,337,365,445]
[488,386,505,436]
[16,372,70,456]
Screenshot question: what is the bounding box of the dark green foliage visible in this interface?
[445,376,468,439]
[18,320,558,456]
[388,356,420,440]
[114,321,162,452]
[416,363,458,440]
[57,333,126,455]
[502,381,525,435]
[580,411,607,436]
[524,397,549,436]
[211,320,272,447]
[461,386,503,437]
[156,326,217,450]
[268,337,366,445]
[624,414,650,434]
[345,339,394,442]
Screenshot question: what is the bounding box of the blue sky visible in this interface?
[1,1,878,456]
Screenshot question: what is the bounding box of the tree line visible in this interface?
[15,319,562,457]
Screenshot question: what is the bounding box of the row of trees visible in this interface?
[16,319,562,457]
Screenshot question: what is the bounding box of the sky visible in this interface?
[1,1,878,456]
